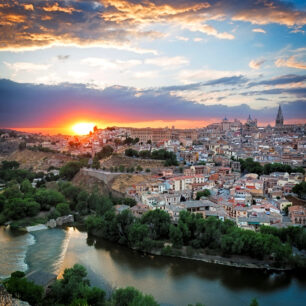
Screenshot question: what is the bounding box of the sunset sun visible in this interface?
[72,122,95,135]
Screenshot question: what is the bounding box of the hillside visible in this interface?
[72,170,110,194]
[0,149,72,171]
[111,173,154,193]
[100,153,164,171]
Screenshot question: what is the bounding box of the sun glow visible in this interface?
[72,122,95,135]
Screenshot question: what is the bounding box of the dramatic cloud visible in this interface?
[0,0,305,51]
[1,79,305,127]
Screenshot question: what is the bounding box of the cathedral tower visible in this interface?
[275,105,284,127]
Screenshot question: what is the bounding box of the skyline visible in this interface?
[0,0,305,131]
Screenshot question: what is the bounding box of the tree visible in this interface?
[136,165,143,172]
[4,271,43,305]
[111,286,159,306]
[292,182,306,199]
[1,160,20,170]
[95,145,114,160]
[250,298,259,306]
[0,194,5,212]
[56,203,70,216]
[25,199,40,217]
[47,264,105,306]
[60,161,82,180]
[169,224,183,248]
[4,198,27,219]
[92,156,100,169]
[141,210,171,240]
[128,222,149,248]
[20,179,33,194]
[34,188,66,210]
[196,189,211,200]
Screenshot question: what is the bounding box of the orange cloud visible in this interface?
[42,2,79,14]
[249,59,265,69]
[275,56,306,70]
[23,4,34,11]
[233,7,306,27]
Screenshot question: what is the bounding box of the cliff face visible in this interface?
[0,285,30,306]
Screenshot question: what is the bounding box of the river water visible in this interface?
[0,226,305,306]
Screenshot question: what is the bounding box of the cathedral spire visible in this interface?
[275,105,284,127]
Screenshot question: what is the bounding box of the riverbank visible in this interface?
[6,219,300,272]
[87,228,293,271]
[149,248,290,271]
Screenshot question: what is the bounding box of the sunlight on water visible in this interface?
[25,228,71,275]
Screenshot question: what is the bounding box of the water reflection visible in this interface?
[91,235,293,293]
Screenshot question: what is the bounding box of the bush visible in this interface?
[4,271,43,305]
[60,161,82,180]
[56,203,70,216]
[112,287,158,306]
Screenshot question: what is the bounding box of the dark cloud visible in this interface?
[0,79,305,127]
[205,75,248,86]
[242,87,306,97]
[248,74,306,87]
[158,75,248,92]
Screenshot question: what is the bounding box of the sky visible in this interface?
[0,0,305,133]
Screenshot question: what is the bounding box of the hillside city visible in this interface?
[1,106,305,230]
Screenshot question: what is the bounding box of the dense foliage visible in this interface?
[85,195,304,267]
[239,158,305,175]
[45,264,105,305]
[59,161,82,180]
[4,271,43,305]
[196,189,211,200]
[125,148,178,166]
[4,265,160,306]
[292,181,306,199]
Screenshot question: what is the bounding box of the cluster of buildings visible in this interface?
[1,106,305,229]
[118,161,305,229]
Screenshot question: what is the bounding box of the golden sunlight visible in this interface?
[72,122,95,135]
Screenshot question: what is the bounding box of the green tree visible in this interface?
[60,161,82,180]
[169,224,183,248]
[56,203,71,216]
[292,181,306,199]
[250,298,259,306]
[47,264,105,306]
[35,188,66,210]
[4,271,43,305]
[111,286,159,306]
[128,222,149,248]
[25,199,40,217]
[196,189,211,200]
[20,179,34,195]
[141,209,171,240]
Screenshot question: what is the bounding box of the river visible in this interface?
[0,226,305,306]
